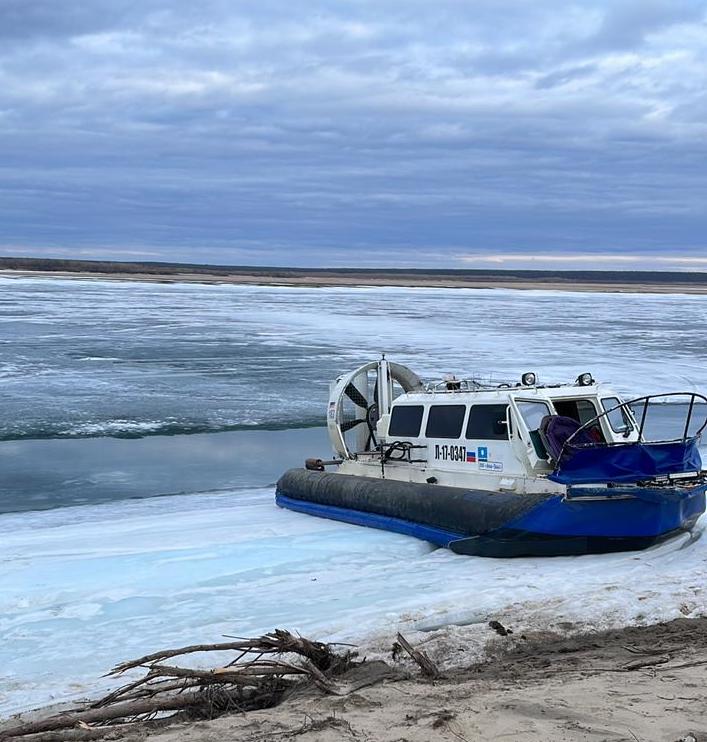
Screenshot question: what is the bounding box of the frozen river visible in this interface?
[1,277,706,714]
[2,485,705,715]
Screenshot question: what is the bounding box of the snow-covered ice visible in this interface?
[2,278,707,716]
[3,278,707,440]
[1,488,705,716]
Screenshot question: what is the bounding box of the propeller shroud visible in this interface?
[327,360,424,459]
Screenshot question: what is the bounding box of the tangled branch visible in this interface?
[0,630,353,742]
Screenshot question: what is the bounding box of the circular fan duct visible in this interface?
[327,359,424,459]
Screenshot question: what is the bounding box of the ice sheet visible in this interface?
[2,278,707,440]
[1,488,705,716]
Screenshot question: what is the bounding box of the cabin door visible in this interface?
[509,398,554,471]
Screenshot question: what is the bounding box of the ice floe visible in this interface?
[1,488,705,716]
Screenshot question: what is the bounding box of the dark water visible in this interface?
[0,426,330,514]
[2,405,704,515]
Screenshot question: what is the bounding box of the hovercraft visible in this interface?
[276,358,707,557]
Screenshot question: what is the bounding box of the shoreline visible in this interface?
[3,268,707,294]
[3,617,705,741]
[205,616,707,742]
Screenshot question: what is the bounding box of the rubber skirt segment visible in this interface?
[447,526,697,558]
[275,468,550,537]
[276,493,463,547]
[275,468,704,558]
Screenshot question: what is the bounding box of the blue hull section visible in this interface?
[275,469,707,558]
[505,486,706,538]
[276,494,463,547]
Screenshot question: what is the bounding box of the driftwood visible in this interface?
[1,724,140,742]
[0,630,353,741]
[110,630,335,675]
[0,695,206,740]
[394,633,441,679]
[0,629,433,741]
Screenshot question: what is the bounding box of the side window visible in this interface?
[425,405,466,439]
[388,405,424,437]
[466,404,509,440]
[601,397,632,433]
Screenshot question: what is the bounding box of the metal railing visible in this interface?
[563,392,707,453]
[427,379,483,392]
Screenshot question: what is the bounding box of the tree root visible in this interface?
[0,629,359,741]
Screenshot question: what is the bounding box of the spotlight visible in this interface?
[576,372,594,386]
[521,372,537,386]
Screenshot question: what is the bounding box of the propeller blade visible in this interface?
[344,383,369,409]
[341,418,366,432]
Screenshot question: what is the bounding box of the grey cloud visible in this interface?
[590,0,707,51]
[0,1,705,267]
[0,0,138,40]
[535,64,598,90]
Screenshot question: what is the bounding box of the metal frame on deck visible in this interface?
[563,392,707,453]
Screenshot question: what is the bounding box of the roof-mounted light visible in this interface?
[521,372,537,386]
[576,372,594,386]
[443,373,461,390]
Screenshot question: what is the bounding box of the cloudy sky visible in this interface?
[1,0,706,269]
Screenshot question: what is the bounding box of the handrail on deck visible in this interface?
[562,392,707,455]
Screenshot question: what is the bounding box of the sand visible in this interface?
[11,618,697,742]
[143,619,707,742]
[2,268,707,294]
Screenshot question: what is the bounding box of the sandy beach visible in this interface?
[5,618,703,742]
[138,619,707,742]
[2,267,707,294]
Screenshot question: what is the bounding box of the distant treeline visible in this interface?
[1,256,706,285]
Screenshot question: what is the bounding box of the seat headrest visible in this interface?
[539,415,583,461]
